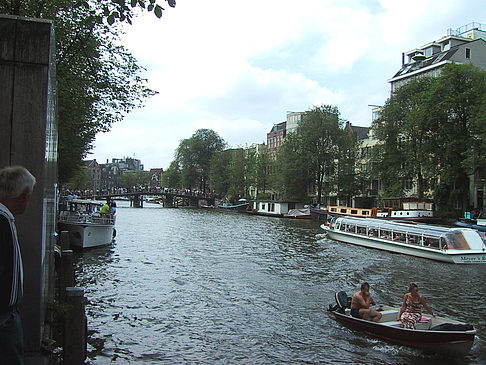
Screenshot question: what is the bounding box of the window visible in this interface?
[465,48,471,59]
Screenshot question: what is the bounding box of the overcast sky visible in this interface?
[89,0,486,170]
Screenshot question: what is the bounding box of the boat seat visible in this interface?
[377,309,398,323]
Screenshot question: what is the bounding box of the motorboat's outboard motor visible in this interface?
[328,291,351,313]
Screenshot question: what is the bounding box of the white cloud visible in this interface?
[90,0,486,169]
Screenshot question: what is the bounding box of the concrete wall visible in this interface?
[0,15,57,354]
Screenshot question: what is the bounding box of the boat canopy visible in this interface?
[331,216,486,251]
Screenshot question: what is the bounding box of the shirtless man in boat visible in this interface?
[350,282,382,322]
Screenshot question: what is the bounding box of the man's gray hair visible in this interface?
[0,166,36,200]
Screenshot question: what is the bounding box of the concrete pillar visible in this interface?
[0,15,57,355]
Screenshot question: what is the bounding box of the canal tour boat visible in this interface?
[58,199,115,249]
[321,216,486,264]
[328,291,476,355]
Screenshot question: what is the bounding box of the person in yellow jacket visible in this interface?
[101,200,110,214]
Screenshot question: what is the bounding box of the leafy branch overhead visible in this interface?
[105,0,176,25]
[0,0,170,183]
[0,0,175,25]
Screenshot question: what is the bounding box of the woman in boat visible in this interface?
[398,282,436,329]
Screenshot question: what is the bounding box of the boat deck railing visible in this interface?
[59,211,114,225]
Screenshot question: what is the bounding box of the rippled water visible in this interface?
[75,202,486,364]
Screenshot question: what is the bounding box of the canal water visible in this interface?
[75,201,486,364]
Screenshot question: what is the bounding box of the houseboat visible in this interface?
[321,216,486,264]
[327,201,439,223]
[251,200,306,218]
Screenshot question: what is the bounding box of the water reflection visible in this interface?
[74,203,486,364]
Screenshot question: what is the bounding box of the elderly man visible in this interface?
[0,166,36,365]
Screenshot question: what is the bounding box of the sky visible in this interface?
[89,0,486,170]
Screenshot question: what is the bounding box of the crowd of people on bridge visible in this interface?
[60,186,222,201]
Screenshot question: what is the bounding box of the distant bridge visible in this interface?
[82,190,217,208]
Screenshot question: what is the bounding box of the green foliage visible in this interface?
[117,170,151,188]
[209,148,245,199]
[0,1,159,184]
[372,77,434,199]
[334,130,368,206]
[161,160,182,188]
[244,145,271,198]
[1,0,176,25]
[175,129,226,192]
[64,166,92,190]
[373,64,486,210]
[275,132,310,201]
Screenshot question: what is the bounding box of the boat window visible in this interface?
[443,231,472,250]
[440,237,448,250]
[368,229,377,237]
[261,204,266,210]
[407,234,419,244]
[340,224,346,231]
[424,237,440,249]
[351,209,358,215]
[362,210,370,216]
[331,207,337,213]
[340,208,347,213]
[357,226,366,235]
[347,224,355,232]
[380,230,391,239]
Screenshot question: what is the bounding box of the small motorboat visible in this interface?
[328,291,476,356]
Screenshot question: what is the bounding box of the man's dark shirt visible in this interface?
[0,205,22,311]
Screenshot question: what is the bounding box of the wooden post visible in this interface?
[64,287,86,365]
[59,250,74,300]
[59,231,70,250]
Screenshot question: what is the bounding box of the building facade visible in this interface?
[386,22,486,209]
[389,22,486,92]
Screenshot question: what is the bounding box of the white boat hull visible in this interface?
[324,227,486,264]
[59,222,114,249]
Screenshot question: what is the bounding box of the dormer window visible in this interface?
[465,48,471,59]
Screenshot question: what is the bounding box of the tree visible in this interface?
[209,148,245,200]
[372,77,434,200]
[299,105,343,204]
[276,132,310,201]
[161,160,182,188]
[243,145,273,199]
[372,64,486,211]
[0,1,160,183]
[117,170,151,189]
[427,64,486,210]
[334,129,368,206]
[175,129,226,192]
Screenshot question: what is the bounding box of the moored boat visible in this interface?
[321,216,486,263]
[328,291,476,355]
[251,200,306,218]
[310,205,329,222]
[217,198,249,212]
[58,199,115,249]
[283,207,311,219]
